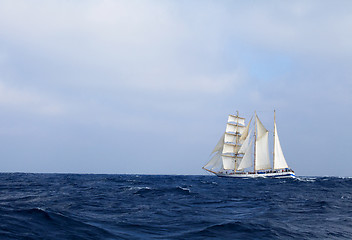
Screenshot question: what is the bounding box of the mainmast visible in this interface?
[254,111,256,172]
[273,110,276,171]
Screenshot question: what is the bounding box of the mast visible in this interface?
[234,110,239,172]
[273,111,289,170]
[222,113,245,170]
[273,110,276,171]
[254,111,256,172]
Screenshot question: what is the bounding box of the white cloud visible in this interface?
[0,81,64,116]
[0,1,244,93]
[0,1,352,174]
[1,0,351,116]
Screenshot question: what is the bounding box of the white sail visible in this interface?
[273,122,289,169]
[204,151,223,170]
[237,139,253,170]
[228,115,245,126]
[255,115,271,170]
[222,155,235,169]
[239,118,252,142]
[226,124,245,134]
[235,156,243,167]
[223,143,241,155]
[210,133,224,155]
[224,133,236,144]
[238,128,253,154]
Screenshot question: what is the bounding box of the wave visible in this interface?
[168,221,300,239]
[3,208,120,240]
[295,177,317,182]
[1,173,352,239]
[132,186,193,196]
[177,186,191,193]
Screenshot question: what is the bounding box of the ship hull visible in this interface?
[215,171,295,178]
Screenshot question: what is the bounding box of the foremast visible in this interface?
[234,111,240,171]
[222,112,245,171]
[203,111,247,173]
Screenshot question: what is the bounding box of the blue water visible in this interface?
[0,173,352,239]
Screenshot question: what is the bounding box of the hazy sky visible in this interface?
[0,1,351,176]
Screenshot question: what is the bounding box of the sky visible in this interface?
[0,0,352,176]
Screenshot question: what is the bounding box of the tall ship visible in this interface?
[203,110,295,178]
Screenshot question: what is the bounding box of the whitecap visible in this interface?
[177,186,191,192]
[296,177,316,182]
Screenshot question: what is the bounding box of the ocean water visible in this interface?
[0,173,352,239]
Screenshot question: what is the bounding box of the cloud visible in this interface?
[0,1,352,174]
[0,0,245,93]
[226,1,352,57]
[0,81,64,116]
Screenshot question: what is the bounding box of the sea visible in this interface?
[0,173,352,239]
